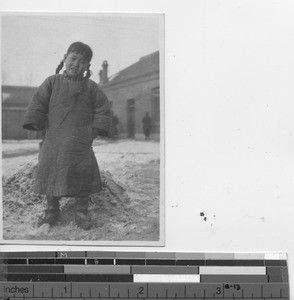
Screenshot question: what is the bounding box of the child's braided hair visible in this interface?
[55,41,93,79]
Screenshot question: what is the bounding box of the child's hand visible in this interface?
[92,128,108,138]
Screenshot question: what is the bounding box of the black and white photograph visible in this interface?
[2,0,294,295]
[1,13,164,245]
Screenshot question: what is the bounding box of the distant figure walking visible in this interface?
[111,114,119,139]
[142,112,152,140]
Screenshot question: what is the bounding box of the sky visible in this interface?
[1,13,161,86]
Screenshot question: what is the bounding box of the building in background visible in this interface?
[2,51,160,140]
[2,85,38,139]
[99,51,160,140]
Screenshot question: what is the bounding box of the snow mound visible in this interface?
[2,154,159,242]
[3,158,130,208]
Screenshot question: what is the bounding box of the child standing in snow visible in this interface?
[23,42,111,230]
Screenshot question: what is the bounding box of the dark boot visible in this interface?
[75,197,93,230]
[38,196,60,226]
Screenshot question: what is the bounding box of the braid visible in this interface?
[55,61,64,74]
[84,68,92,79]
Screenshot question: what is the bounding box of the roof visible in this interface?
[2,85,36,108]
[104,51,159,87]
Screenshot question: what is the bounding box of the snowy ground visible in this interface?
[2,139,161,243]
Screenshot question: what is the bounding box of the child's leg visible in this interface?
[39,196,61,226]
[75,197,93,230]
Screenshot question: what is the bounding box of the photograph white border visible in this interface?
[0,11,165,247]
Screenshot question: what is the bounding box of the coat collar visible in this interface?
[62,72,84,96]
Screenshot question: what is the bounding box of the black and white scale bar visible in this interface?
[2,274,133,282]
[0,274,277,283]
[1,264,284,273]
[0,264,287,284]
[0,252,289,299]
[1,274,200,282]
[0,265,274,274]
[1,258,288,267]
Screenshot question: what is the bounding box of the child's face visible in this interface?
[64,51,90,78]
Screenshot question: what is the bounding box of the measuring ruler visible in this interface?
[0,251,289,299]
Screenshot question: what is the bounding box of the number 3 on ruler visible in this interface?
[216,286,222,295]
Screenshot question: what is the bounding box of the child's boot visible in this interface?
[75,197,93,230]
[39,196,60,226]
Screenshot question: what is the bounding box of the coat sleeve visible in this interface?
[91,84,111,135]
[23,77,52,131]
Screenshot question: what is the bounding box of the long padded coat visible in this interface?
[23,74,111,197]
